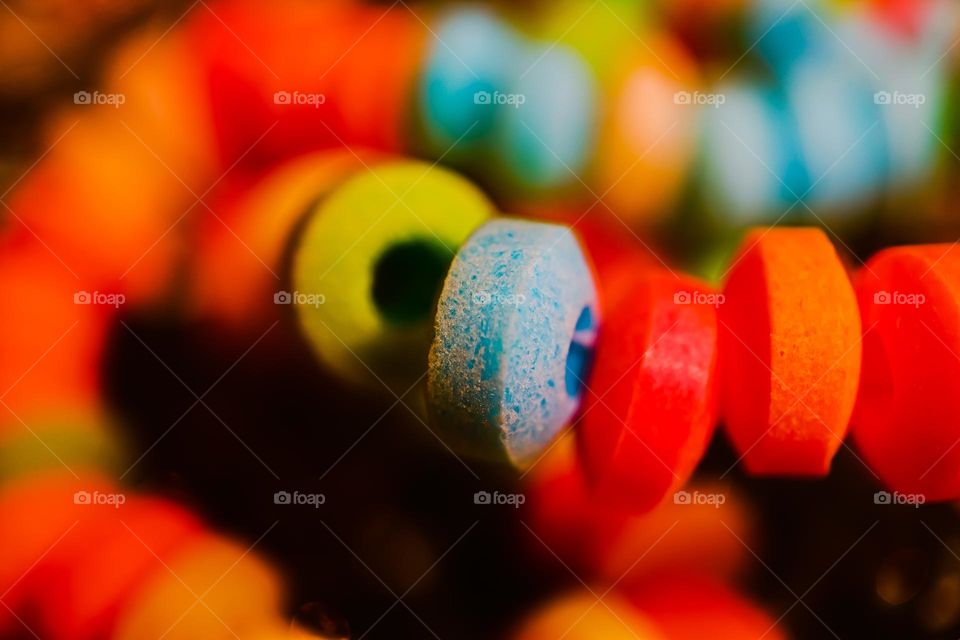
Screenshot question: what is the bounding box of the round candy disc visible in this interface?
[719,227,861,475]
[578,270,719,512]
[513,590,664,640]
[113,533,284,640]
[33,497,200,640]
[428,219,599,465]
[293,161,493,390]
[628,574,788,640]
[416,7,520,158]
[852,245,960,502]
[593,34,698,224]
[494,42,596,192]
[699,84,807,223]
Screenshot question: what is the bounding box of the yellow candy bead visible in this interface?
[293,161,493,390]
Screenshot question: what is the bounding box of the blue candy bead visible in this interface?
[787,55,888,210]
[699,84,805,222]
[427,219,599,466]
[417,7,520,157]
[749,0,830,76]
[494,43,597,192]
[835,15,947,188]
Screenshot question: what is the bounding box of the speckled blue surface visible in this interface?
[427,219,599,466]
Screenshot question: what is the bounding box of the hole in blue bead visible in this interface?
[565,306,595,398]
[372,239,452,326]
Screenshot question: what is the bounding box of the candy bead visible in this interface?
[249,624,332,640]
[525,435,754,588]
[293,161,493,389]
[0,243,109,424]
[534,0,650,83]
[113,533,284,640]
[513,590,664,640]
[0,471,116,635]
[787,55,887,209]
[0,416,125,483]
[578,270,719,511]
[32,497,201,640]
[852,245,960,501]
[629,574,787,640]
[699,85,806,223]
[494,43,596,192]
[190,1,420,166]
[193,150,366,333]
[593,34,698,224]
[428,219,599,465]
[5,110,192,303]
[836,14,947,188]
[719,227,861,475]
[416,7,520,159]
[748,0,831,75]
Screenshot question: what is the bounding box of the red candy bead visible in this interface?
[189,1,422,169]
[578,269,719,511]
[33,497,201,640]
[629,573,787,640]
[853,245,960,502]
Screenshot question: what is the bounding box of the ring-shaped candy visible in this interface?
[0,416,125,484]
[293,161,493,390]
[719,227,861,475]
[578,270,719,512]
[112,533,284,640]
[416,7,520,157]
[852,245,960,502]
[494,43,596,192]
[428,219,599,466]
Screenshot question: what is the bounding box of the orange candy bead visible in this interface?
[192,150,367,334]
[513,590,665,640]
[0,241,110,429]
[719,228,861,475]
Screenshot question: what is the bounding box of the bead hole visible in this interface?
[565,306,595,398]
[372,239,452,325]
